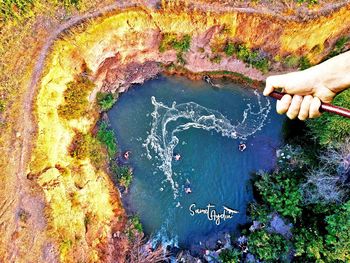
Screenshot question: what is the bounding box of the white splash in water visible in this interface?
[143,91,271,198]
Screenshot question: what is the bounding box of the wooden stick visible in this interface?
[269,91,350,119]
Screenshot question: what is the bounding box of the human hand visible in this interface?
[263,51,350,120]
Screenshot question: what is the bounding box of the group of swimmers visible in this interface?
[121,141,246,195]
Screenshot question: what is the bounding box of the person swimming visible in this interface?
[239,143,247,152]
[203,75,221,88]
[184,179,192,194]
[123,151,131,160]
[174,153,181,161]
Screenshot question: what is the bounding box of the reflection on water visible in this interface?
[108,75,284,248]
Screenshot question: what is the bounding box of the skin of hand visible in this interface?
[263,51,350,120]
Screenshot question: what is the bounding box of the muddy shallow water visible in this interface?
[108,75,284,249]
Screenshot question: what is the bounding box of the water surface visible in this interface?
[108,75,284,249]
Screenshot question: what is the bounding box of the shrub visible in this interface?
[255,171,303,220]
[283,55,300,68]
[59,239,73,260]
[247,203,271,223]
[325,201,350,261]
[69,132,104,168]
[96,92,117,111]
[299,56,311,70]
[58,75,94,120]
[97,121,117,157]
[60,0,80,8]
[219,248,241,263]
[224,42,236,56]
[130,215,143,233]
[111,163,133,188]
[294,228,326,260]
[176,52,186,65]
[0,99,5,112]
[236,44,269,73]
[159,33,191,53]
[210,54,222,64]
[248,230,290,261]
[296,0,318,4]
[328,36,349,58]
[119,168,133,188]
[307,89,350,145]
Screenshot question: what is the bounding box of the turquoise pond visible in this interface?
[108,75,285,249]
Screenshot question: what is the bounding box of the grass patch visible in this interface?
[58,75,95,120]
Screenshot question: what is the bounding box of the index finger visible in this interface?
[263,76,283,96]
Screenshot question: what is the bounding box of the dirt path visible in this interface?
[12,2,131,262]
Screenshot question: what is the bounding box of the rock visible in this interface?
[268,214,293,239]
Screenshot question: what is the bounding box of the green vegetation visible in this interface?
[308,89,350,145]
[282,55,311,70]
[159,33,191,53]
[96,120,117,157]
[218,248,241,263]
[130,215,143,233]
[210,54,222,64]
[223,42,235,56]
[299,56,311,70]
[328,36,350,58]
[294,228,326,260]
[159,33,191,66]
[237,112,350,262]
[0,99,5,112]
[176,52,186,65]
[58,75,94,120]
[296,0,318,5]
[222,42,270,73]
[325,201,350,261]
[69,132,104,167]
[110,163,133,189]
[96,92,117,111]
[59,239,73,259]
[204,70,254,84]
[248,230,290,261]
[255,171,303,220]
[283,55,300,68]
